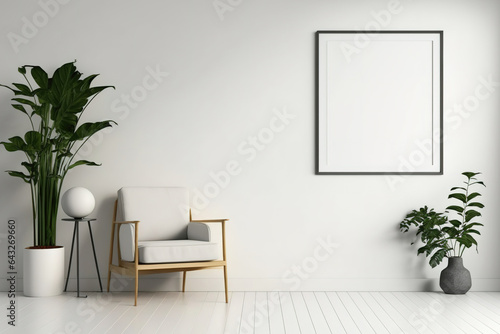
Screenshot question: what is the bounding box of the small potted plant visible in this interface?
[1,61,115,296]
[399,172,485,294]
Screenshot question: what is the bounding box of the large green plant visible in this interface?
[399,172,485,268]
[0,61,115,247]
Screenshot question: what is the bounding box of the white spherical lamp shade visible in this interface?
[61,187,95,218]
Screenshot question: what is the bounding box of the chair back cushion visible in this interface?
[117,187,190,241]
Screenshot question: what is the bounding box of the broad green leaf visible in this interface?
[32,87,49,104]
[31,66,49,89]
[0,83,18,94]
[21,162,38,180]
[51,62,79,98]
[417,245,431,256]
[456,236,473,248]
[450,186,466,191]
[467,192,481,202]
[12,83,33,96]
[68,160,101,170]
[6,170,31,183]
[462,172,480,179]
[465,210,481,222]
[441,226,459,238]
[448,193,467,203]
[88,85,115,97]
[70,120,115,141]
[80,74,99,91]
[425,229,443,240]
[1,136,26,152]
[32,102,50,118]
[12,97,36,108]
[449,219,462,228]
[471,181,485,187]
[446,205,463,213]
[53,108,78,137]
[24,131,42,151]
[464,222,483,229]
[464,234,478,246]
[429,249,447,268]
[468,202,484,208]
[12,104,28,115]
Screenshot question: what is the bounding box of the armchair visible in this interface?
[107,187,228,305]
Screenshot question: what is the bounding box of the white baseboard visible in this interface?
[3,277,500,292]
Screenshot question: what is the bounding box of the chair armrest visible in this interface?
[117,221,139,262]
[188,222,211,241]
[190,218,229,223]
[113,220,140,225]
[189,211,229,261]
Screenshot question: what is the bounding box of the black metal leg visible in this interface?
[76,220,87,298]
[88,221,103,292]
[77,221,80,297]
[64,223,77,292]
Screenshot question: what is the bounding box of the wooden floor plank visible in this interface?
[191,292,219,334]
[466,292,500,318]
[426,292,498,334]
[290,292,316,334]
[358,292,403,334]
[223,292,245,334]
[138,292,181,334]
[88,293,153,334]
[337,292,376,334]
[122,292,171,333]
[173,292,208,333]
[75,292,131,334]
[415,293,482,334]
[254,292,271,334]
[326,292,361,334]
[279,292,301,334]
[302,292,332,334]
[349,292,390,334]
[315,292,347,334]
[162,292,207,334]
[239,292,256,334]
[370,292,421,334]
[267,291,286,334]
[381,292,434,334]
[106,292,158,333]
[473,292,500,308]
[206,292,232,334]
[12,292,101,334]
[399,291,460,334]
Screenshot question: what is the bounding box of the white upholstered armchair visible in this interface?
[107,187,228,305]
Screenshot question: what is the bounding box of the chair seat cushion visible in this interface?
[138,240,219,264]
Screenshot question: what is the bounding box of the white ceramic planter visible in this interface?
[23,246,65,297]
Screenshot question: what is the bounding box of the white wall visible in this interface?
[0,0,499,292]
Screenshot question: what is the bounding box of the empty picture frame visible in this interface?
[316,31,443,175]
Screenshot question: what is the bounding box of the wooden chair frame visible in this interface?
[107,200,228,306]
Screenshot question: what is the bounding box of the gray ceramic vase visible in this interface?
[439,257,471,294]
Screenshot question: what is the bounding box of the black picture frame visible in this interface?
[315,30,443,175]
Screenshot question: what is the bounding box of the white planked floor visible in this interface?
[1,291,500,333]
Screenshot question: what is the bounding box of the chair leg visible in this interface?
[134,270,139,306]
[223,266,228,303]
[107,272,111,293]
[107,220,116,293]
[182,271,187,292]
